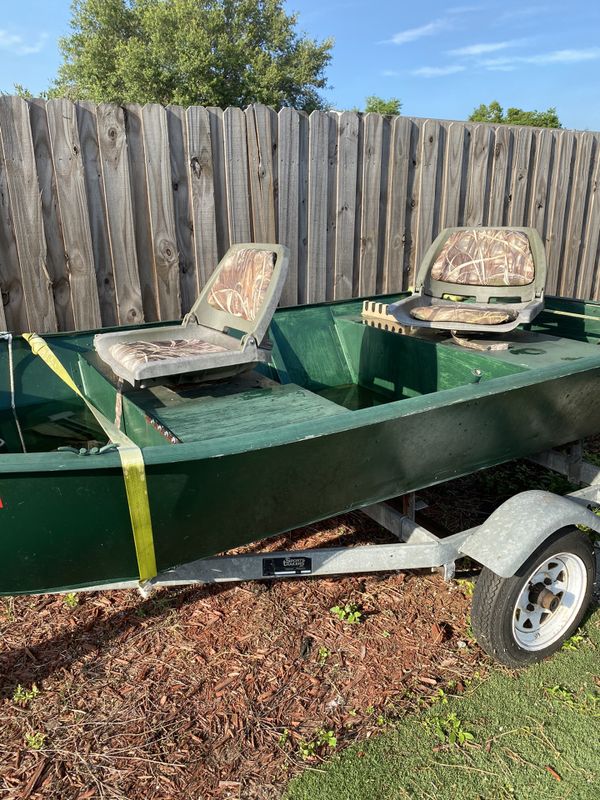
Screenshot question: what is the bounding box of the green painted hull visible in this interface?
[1,294,600,595]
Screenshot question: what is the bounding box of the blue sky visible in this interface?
[1,1,599,130]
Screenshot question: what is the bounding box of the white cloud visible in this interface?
[448,40,523,57]
[387,18,449,45]
[528,48,600,64]
[412,65,467,78]
[481,47,600,70]
[480,56,521,69]
[496,5,552,23]
[384,4,484,47]
[0,30,47,56]
[0,31,23,50]
[381,69,401,77]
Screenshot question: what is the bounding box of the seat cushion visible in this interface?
[109,339,227,374]
[207,248,275,321]
[431,229,535,287]
[410,306,514,325]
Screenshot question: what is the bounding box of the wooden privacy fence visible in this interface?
[0,95,599,334]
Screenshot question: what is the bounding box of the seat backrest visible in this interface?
[415,227,546,304]
[185,243,289,344]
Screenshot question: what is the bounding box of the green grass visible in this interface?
[286,608,600,800]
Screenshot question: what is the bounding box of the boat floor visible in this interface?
[133,373,351,443]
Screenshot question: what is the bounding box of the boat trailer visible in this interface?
[138,443,600,590]
[85,442,600,668]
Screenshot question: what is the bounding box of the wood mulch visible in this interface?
[0,511,479,800]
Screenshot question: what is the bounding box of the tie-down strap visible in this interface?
[23,333,157,581]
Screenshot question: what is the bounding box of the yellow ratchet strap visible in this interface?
[23,333,157,581]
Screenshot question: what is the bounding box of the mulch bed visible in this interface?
[2,442,599,799]
[0,512,479,800]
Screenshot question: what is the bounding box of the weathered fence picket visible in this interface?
[325,110,338,300]
[141,104,181,320]
[359,113,384,296]
[246,104,277,245]
[96,103,143,326]
[579,147,600,300]
[46,98,102,330]
[123,103,156,322]
[464,125,491,228]
[306,110,329,303]
[0,97,598,334]
[166,105,195,315]
[546,131,576,295]
[0,96,57,332]
[277,107,300,307]
[76,101,118,327]
[30,97,74,332]
[529,127,553,238]
[0,139,19,332]
[383,116,412,293]
[333,110,359,299]
[487,124,512,226]
[186,105,219,293]
[223,107,251,244]
[562,133,596,298]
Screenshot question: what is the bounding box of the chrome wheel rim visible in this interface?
[512,552,588,651]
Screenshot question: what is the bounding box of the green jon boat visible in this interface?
[0,290,599,596]
[2,228,600,668]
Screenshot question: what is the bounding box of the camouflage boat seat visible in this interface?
[94,243,289,387]
[388,227,546,334]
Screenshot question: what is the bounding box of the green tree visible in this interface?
[364,95,402,115]
[13,84,34,99]
[469,100,561,128]
[50,0,333,111]
[504,106,561,128]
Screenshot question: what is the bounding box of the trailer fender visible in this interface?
[459,490,600,578]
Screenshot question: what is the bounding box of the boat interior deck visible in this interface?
[2,295,600,454]
[126,373,351,444]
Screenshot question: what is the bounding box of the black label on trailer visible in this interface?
[262,556,313,577]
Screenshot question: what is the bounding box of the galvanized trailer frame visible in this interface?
[43,442,600,668]
[80,442,600,597]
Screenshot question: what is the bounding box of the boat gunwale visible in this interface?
[2,347,600,474]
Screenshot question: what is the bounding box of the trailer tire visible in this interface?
[471,527,596,668]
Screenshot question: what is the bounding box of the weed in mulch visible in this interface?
[0,511,479,800]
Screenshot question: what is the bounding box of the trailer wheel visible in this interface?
[471,527,596,668]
